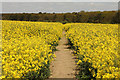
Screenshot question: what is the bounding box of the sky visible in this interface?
[0,0,120,2]
[0,0,119,13]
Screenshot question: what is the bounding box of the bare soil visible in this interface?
[50,31,76,78]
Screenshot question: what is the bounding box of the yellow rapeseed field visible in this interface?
[1,20,120,79]
[2,20,63,79]
[65,23,120,79]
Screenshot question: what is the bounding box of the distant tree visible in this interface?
[111,11,120,24]
[39,12,42,14]
[53,14,57,22]
[63,14,66,21]
[80,10,85,13]
[76,14,82,22]
[44,16,48,20]
[2,10,117,24]
[95,13,102,23]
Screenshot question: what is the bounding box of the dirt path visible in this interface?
[50,31,76,78]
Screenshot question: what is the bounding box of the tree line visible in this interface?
[1,10,120,24]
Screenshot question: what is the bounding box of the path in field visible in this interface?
[50,31,76,78]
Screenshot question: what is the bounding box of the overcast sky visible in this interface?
[0,0,119,13]
[0,0,120,2]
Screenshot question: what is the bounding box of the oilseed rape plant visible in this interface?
[65,23,120,79]
[2,20,63,79]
